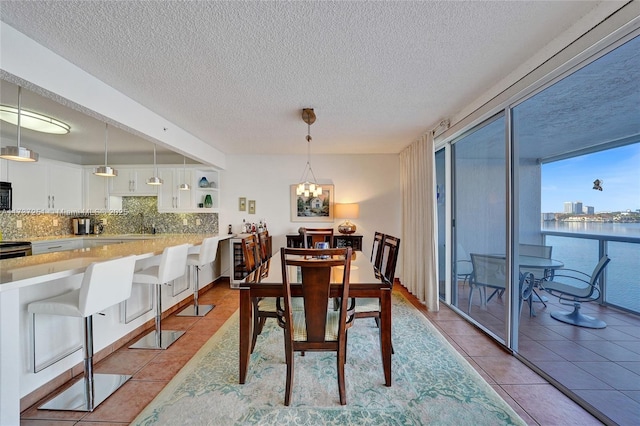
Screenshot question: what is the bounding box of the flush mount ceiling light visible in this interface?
[147,144,163,185]
[296,108,322,198]
[94,123,118,177]
[0,105,70,135]
[178,156,190,190]
[0,86,39,162]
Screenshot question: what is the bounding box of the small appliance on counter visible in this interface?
[72,218,93,235]
[0,182,12,211]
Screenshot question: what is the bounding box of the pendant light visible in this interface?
[146,144,163,185]
[296,108,322,197]
[94,123,118,177]
[178,156,190,190]
[0,86,39,162]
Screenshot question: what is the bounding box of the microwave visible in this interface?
[0,182,12,211]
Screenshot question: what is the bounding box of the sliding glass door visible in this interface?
[452,114,507,341]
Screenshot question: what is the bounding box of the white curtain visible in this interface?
[400,133,439,311]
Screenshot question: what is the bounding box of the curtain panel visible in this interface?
[400,133,439,311]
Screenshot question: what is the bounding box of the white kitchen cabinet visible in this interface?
[8,159,82,212]
[109,167,158,196]
[32,239,83,254]
[83,168,123,211]
[157,167,194,212]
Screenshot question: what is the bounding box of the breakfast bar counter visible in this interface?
[0,233,229,425]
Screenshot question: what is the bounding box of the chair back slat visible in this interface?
[302,228,334,248]
[257,230,271,263]
[371,232,385,270]
[280,247,352,343]
[242,234,259,272]
[380,235,400,285]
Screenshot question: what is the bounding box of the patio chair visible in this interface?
[469,253,535,316]
[540,255,610,328]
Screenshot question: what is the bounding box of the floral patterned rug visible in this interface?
[132,292,525,425]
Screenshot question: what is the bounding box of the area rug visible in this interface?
[132,293,525,425]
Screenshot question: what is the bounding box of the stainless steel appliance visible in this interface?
[73,218,92,235]
[0,241,32,259]
[0,182,12,211]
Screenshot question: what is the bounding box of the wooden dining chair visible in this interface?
[371,231,385,271]
[302,228,334,248]
[353,234,400,352]
[277,247,354,405]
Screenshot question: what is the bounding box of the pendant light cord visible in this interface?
[17,86,22,148]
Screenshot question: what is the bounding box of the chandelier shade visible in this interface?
[296,108,322,197]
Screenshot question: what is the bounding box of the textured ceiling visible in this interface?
[0,1,617,160]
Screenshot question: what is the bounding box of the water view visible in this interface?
[542,221,640,313]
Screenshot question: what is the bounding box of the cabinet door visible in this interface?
[7,161,49,210]
[157,168,177,210]
[110,169,135,194]
[49,163,82,211]
[84,168,109,210]
[132,167,158,195]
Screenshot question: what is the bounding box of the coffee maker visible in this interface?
[72,218,92,235]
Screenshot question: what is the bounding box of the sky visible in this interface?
[541,143,640,213]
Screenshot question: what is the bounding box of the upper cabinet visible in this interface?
[8,159,82,211]
[157,167,193,212]
[109,167,158,196]
[83,168,123,211]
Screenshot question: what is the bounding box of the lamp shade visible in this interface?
[334,203,359,219]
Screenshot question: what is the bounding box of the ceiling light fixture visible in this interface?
[0,86,39,162]
[147,144,163,185]
[0,105,70,135]
[296,108,322,198]
[94,123,118,177]
[178,156,190,190]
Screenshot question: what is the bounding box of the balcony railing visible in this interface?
[541,230,640,315]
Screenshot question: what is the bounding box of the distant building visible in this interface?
[563,201,585,214]
[574,201,583,214]
[541,213,556,221]
[583,205,595,215]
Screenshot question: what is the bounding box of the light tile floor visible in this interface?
[20,281,603,425]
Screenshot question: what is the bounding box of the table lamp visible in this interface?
[334,203,359,234]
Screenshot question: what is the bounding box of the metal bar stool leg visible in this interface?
[176,265,215,317]
[39,316,131,411]
[129,283,185,349]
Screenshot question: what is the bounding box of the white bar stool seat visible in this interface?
[27,255,137,412]
[177,236,220,317]
[129,244,190,350]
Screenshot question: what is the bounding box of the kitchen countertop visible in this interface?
[0,233,231,290]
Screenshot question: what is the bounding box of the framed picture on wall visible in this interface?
[239,197,246,211]
[248,200,256,214]
[290,184,334,222]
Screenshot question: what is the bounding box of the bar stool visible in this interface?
[176,236,220,317]
[129,244,190,350]
[27,255,137,411]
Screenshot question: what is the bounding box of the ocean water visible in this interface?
[542,222,640,313]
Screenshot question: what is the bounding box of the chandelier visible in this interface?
[296,108,322,198]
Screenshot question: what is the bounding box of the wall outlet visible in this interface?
[183,218,188,226]
[196,219,201,226]
[16,219,22,229]
[53,219,59,227]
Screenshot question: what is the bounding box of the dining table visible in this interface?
[234,249,393,387]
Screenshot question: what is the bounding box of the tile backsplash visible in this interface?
[0,197,218,240]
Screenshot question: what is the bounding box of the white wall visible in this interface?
[219,153,402,278]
